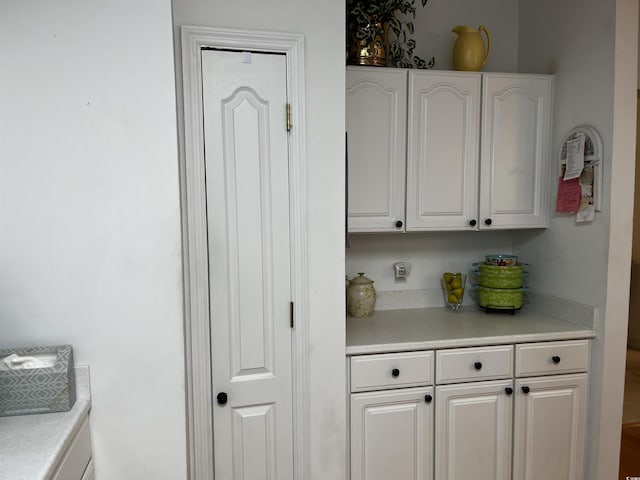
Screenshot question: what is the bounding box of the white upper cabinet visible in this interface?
[346,67,553,232]
[479,74,553,229]
[406,71,481,231]
[346,66,407,232]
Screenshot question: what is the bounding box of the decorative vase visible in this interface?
[347,21,388,67]
[347,273,377,317]
[451,25,491,71]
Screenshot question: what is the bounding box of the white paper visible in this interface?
[576,204,595,223]
[564,133,585,180]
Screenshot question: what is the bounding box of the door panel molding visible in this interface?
[181,25,308,480]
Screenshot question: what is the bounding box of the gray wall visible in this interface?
[0,1,187,478]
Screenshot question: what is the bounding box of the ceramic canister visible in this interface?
[347,273,377,317]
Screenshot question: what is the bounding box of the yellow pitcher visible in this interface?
[452,25,491,71]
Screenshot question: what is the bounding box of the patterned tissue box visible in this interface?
[0,344,76,417]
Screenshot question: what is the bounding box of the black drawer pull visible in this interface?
[505,387,513,395]
[391,368,400,378]
[217,392,228,405]
[552,355,561,364]
[474,362,483,370]
[521,386,530,394]
[424,394,433,403]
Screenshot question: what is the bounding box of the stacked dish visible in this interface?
[472,255,528,311]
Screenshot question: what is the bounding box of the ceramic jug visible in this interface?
[347,273,377,318]
[452,25,491,71]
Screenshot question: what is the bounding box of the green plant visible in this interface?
[347,0,435,68]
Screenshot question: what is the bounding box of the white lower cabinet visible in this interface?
[351,387,434,480]
[52,414,92,480]
[348,339,589,480]
[435,380,513,480]
[513,374,588,480]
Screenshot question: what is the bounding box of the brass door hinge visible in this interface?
[286,104,292,132]
[290,301,294,329]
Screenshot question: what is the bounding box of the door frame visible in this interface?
[180,25,309,479]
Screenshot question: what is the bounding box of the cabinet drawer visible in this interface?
[436,345,513,384]
[516,340,590,377]
[350,351,434,392]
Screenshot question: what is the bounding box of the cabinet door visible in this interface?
[435,380,513,480]
[406,71,481,231]
[351,387,434,480]
[346,67,407,232]
[480,74,553,229]
[513,374,587,480]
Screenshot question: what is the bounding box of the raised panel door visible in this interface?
[202,49,293,480]
[406,71,481,231]
[346,67,407,232]
[351,387,434,480]
[435,380,513,480]
[480,74,553,229]
[513,374,588,480]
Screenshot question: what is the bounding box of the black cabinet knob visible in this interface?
[484,218,492,225]
[505,387,513,395]
[474,362,483,370]
[424,394,433,403]
[392,368,400,378]
[521,386,530,394]
[395,220,403,228]
[217,392,228,405]
[552,356,561,364]
[469,219,477,226]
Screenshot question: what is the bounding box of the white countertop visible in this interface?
[346,306,596,355]
[0,365,91,480]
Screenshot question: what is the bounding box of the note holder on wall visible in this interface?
[557,125,603,222]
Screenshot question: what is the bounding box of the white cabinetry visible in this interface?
[346,67,407,232]
[346,67,553,232]
[349,351,435,480]
[435,379,513,480]
[351,388,434,480]
[52,414,92,480]
[348,339,589,480]
[513,341,589,480]
[406,71,481,230]
[479,74,553,229]
[434,345,514,480]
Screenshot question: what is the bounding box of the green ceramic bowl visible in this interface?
[475,270,528,288]
[476,285,525,309]
[474,263,527,275]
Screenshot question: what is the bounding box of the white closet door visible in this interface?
[201,49,293,480]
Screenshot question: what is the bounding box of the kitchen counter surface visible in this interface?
[0,365,91,480]
[346,306,596,355]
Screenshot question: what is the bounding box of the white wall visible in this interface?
[514,0,614,303]
[515,0,637,478]
[346,231,513,292]
[171,2,347,479]
[412,0,519,72]
[0,2,187,479]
